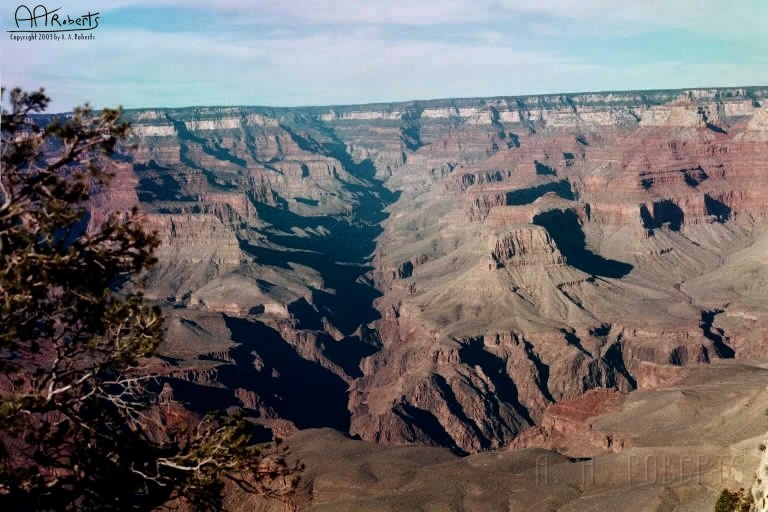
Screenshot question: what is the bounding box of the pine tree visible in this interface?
[0,87,300,511]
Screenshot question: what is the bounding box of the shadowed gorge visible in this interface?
[533,209,634,278]
[222,316,351,430]
[641,200,685,231]
[458,341,535,426]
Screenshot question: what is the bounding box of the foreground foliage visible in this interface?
[715,487,754,512]
[0,87,300,510]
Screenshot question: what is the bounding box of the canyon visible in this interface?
[104,87,768,509]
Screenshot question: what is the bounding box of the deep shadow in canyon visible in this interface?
[506,180,574,205]
[533,209,633,278]
[221,316,352,431]
[242,137,400,335]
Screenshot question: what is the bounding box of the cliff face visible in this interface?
[112,86,768,452]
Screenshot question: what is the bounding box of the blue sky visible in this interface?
[2,0,767,111]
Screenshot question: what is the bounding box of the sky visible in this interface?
[1,0,767,111]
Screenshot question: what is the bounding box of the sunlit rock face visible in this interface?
[109,86,768,454]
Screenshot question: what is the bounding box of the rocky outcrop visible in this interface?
[452,168,512,192]
[465,190,507,221]
[348,326,638,453]
[488,226,565,268]
[149,213,241,265]
[508,388,629,456]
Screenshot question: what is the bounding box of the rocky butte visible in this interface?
[99,87,768,509]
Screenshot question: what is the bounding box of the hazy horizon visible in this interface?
[24,83,768,115]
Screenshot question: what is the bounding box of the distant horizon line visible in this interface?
[40,83,768,115]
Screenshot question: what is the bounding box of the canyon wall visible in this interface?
[109,86,768,454]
